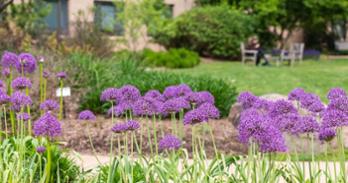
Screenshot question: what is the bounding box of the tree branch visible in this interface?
[0,0,13,13]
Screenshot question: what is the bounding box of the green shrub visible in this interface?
[143,48,200,68]
[67,54,237,117]
[151,5,255,59]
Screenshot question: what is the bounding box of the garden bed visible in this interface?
[61,117,247,157]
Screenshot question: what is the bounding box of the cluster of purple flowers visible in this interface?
[33,112,62,137]
[100,84,220,123]
[40,99,59,112]
[158,134,182,151]
[111,120,140,133]
[78,110,96,121]
[237,88,347,153]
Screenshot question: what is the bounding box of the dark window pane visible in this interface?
[94,1,124,36]
[44,0,69,32]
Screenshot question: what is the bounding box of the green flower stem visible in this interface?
[178,109,184,139]
[130,131,134,156]
[44,141,52,183]
[132,132,141,154]
[43,79,47,101]
[325,143,329,183]
[171,112,177,136]
[338,127,346,182]
[39,63,43,103]
[87,125,101,165]
[108,102,115,183]
[152,115,158,155]
[3,106,8,139]
[159,115,164,137]
[125,132,129,156]
[25,88,32,135]
[146,116,153,156]
[58,79,64,120]
[140,116,143,154]
[208,124,218,159]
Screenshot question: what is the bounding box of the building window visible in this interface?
[44,0,69,33]
[94,1,124,36]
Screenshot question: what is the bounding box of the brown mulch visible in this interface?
[60,117,247,158]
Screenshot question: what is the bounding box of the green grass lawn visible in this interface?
[172,59,348,101]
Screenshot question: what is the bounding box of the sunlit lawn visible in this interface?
[172,59,348,101]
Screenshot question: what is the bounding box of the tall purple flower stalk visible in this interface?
[33,112,62,137]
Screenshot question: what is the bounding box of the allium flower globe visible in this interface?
[126,120,140,131]
[16,53,37,74]
[78,110,96,121]
[40,99,59,112]
[327,88,347,100]
[158,134,182,151]
[16,112,31,122]
[163,84,192,99]
[11,77,32,90]
[56,71,67,79]
[237,91,258,110]
[144,90,165,101]
[318,127,336,142]
[33,112,62,137]
[111,123,128,133]
[100,88,119,102]
[36,146,46,154]
[10,91,32,111]
[1,51,18,68]
[2,68,10,78]
[162,97,190,114]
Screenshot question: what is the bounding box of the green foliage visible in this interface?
[143,48,200,68]
[66,53,237,117]
[152,5,255,58]
[0,137,80,183]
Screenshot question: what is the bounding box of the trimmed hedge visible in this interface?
[66,53,237,117]
[143,48,200,68]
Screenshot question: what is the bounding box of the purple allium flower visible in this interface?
[40,99,59,112]
[56,71,67,79]
[0,92,10,104]
[162,97,190,114]
[144,90,165,101]
[126,120,140,131]
[36,146,46,154]
[327,97,348,113]
[321,109,348,128]
[318,127,336,142]
[78,110,96,121]
[10,91,32,111]
[276,113,302,135]
[158,134,182,151]
[237,91,258,110]
[11,77,32,90]
[0,80,4,88]
[16,112,31,122]
[111,123,128,133]
[107,103,130,117]
[33,112,62,137]
[197,102,220,119]
[133,97,161,116]
[288,88,305,101]
[327,88,347,100]
[299,116,320,133]
[43,70,50,78]
[16,53,37,74]
[183,108,208,125]
[252,99,274,113]
[1,51,18,68]
[100,88,119,102]
[2,68,10,78]
[269,100,297,118]
[238,109,287,152]
[118,85,141,104]
[186,91,215,106]
[163,84,192,99]
[299,93,324,113]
